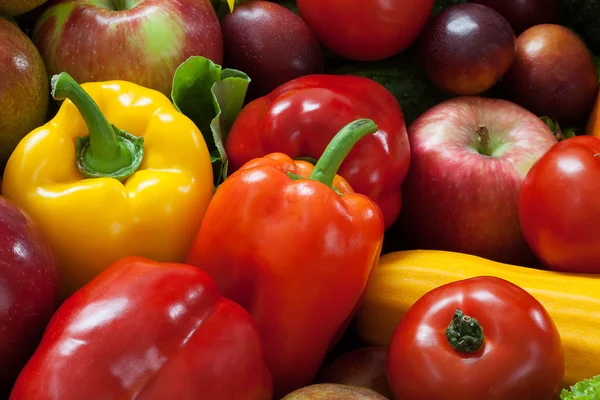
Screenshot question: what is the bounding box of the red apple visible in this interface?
[395,97,557,266]
[32,0,223,96]
[0,196,60,396]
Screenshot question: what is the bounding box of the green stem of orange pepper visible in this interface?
[309,118,378,188]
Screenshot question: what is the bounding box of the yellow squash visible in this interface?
[356,249,600,386]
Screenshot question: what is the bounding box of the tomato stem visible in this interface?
[445,309,484,353]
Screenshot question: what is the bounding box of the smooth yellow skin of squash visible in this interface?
[355,249,600,386]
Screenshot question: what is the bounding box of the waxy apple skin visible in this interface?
[0,196,60,396]
[32,0,223,96]
[396,97,557,266]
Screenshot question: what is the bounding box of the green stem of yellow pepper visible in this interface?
[51,72,144,182]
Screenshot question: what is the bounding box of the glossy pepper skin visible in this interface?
[2,73,214,298]
[9,256,273,400]
[186,119,385,396]
[224,74,410,229]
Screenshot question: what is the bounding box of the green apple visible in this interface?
[0,18,48,170]
[32,0,223,96]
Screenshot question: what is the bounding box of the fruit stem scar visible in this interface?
[475,124,492,157]
[112,0,127,11]
[445,308,485,353]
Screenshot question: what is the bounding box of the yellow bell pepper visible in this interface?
[2,73,214,299]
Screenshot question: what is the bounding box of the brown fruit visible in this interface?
[503,24,598,127]
[418,3,516,95]
[0,0,47,17]
[318,346,393,399]
[0,19,48,170]
[282,383,390,400]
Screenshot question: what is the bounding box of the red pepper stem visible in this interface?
[51,72,144,182]
[309,119,378,188]
[445,309,485,353]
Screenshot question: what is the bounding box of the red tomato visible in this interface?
[296,0,435,61]
[387,276,564,400]
[519,136,600,273]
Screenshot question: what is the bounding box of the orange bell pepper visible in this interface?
[185,119,385,396]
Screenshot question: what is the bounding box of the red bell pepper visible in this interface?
[224,74,410,229]
[186,119,386,396]
[9,257,273,400]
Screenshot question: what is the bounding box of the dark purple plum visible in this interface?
[221,0,324,98]
[419,3,516,95]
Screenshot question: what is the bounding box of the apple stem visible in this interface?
[445,309,485,353]
[112,0,127,11]
[51,72,144,182]
[308,119,378,189]
[476,125,492,157]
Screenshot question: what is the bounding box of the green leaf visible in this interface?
[211,0,252,18]
[171,56,251,185]
[560,375,600,399]
[563,127,578,139]
[171,57,222,148]
[539,116,579,141]
[540,116,556,132]
[209,68,251,182]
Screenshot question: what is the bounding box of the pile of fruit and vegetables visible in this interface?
[2,0,600,398]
